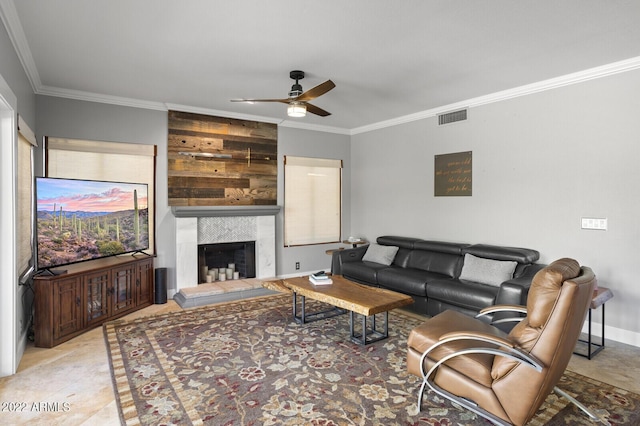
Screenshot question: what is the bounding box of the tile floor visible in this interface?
[1,296,639,425]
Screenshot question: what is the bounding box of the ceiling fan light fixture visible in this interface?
[287,102,307,117]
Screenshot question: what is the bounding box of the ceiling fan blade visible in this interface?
[305,103,331,117]
[230,98,289,103]
[295,80,335,102]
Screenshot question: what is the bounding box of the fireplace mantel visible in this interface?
[171,205,281,218]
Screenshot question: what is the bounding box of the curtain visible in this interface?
[17,116,36,278]
[284,156,342,246]
[45,137,156,253]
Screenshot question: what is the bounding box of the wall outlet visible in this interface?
[581,217,608,230]
[295,262,300,270]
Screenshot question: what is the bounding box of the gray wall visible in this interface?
[351,68,640,344]
[277,127,351,276]
[35,96,176,285]
[0,20,35,126]
[8,9,640,348]
[0,19,36,373]
[35,97,352,290]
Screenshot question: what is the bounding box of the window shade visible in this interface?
[46,137,156,253]
[284,156,342,246]
[17,117,36,277]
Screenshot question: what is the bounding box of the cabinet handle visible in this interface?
[76,296,80,306]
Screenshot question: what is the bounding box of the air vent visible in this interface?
[438,109,467,125]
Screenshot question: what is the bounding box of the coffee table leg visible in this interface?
[362,314,367,342]
[292,292,297,320]
[292,292,308,324]
[292,293,345,324]
[350,311,390,345]
[382,311,389,339]
[350,311,355,338]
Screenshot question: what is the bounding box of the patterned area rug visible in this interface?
[104,294,639,425]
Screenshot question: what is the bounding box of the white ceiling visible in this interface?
[3,1,640,133]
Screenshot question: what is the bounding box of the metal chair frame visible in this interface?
[417,306,601,425]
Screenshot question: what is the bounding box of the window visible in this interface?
[284,156,342,246]
[17,116,37,280]
[45,137,156,253]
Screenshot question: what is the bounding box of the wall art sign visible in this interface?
[434,151,472,196]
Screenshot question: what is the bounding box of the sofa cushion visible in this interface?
[341,261,388,284]
[427,278,499,311]
[459,253,518,286]
[408,250,463,277]
[362,243,399,265]
[391,247,412,268]
[377,267,446,297]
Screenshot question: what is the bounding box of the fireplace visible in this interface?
[198,241,256,283]
[172,207,278,296]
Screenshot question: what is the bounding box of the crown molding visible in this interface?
[3,2,639,135]
[39,85,167,111]
[279,119,351,135]
[0,0,41,92]
[165,103,283,124]
[166,104,351,134]
[351,56,640,135]
[33,54,640,135]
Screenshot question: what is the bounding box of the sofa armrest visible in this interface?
[331,245,369,275]
[495,263,546,306]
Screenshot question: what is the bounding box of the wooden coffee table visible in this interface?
[282,275,414,345]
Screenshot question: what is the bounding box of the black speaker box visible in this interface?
[154,267,168,304]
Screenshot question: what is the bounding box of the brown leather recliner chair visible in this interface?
[407,258,599,426]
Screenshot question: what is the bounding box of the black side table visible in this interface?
[574,287,613,359]
[343,239,367,249]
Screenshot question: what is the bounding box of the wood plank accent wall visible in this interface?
[168,111,277,206]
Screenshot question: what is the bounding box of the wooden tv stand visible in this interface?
[33,255,155,348]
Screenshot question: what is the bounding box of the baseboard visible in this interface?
[582,322,640,348]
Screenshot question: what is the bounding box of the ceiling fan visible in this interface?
[231,70,335,118]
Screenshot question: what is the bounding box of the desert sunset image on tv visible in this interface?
[36,177,149,270]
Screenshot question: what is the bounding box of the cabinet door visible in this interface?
[111,264,136,315]
[85,269,111,327]
[137,258,154,306]
[53,277,83,340]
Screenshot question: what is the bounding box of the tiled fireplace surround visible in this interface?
[174,211,277,298]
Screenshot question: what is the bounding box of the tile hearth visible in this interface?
[173,278,277,308]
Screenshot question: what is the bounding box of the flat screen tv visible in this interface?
[35,177,149,271]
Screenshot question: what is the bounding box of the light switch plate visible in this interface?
[581,217,607,230]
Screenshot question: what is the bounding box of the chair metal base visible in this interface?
[418,379,601,425]
[553,386,600,423]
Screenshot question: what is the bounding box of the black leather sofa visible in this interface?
[331,236,544,318]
